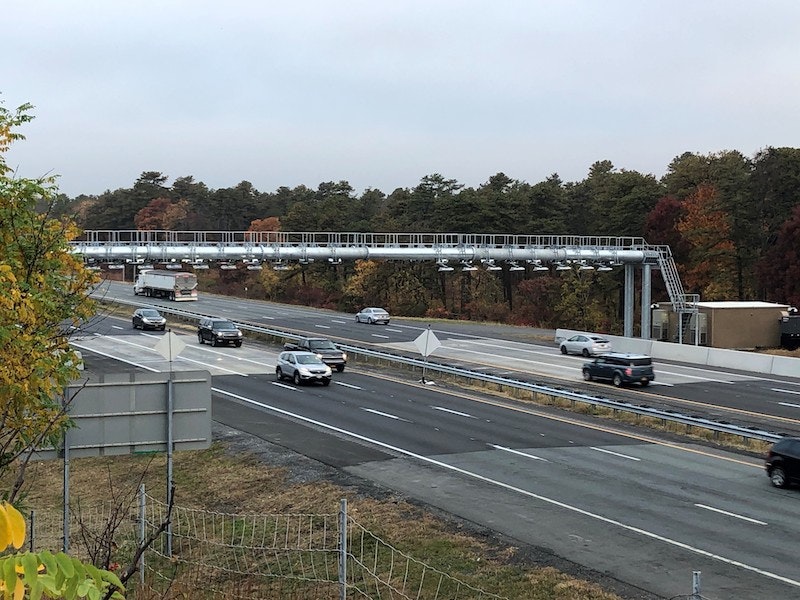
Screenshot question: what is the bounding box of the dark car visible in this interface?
[276,351,332,386]
[197,317,243,347]
[132,308,166,331]
[765,437,800,488]
[582,353,654,387]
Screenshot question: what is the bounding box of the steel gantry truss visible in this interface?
[71,231,699,340]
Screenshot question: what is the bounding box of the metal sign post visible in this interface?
[413,325,441,384]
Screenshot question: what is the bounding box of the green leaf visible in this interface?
[38,551,56,577]
[29,578,43,600]
[2,557,16,598]
[54,552,74,578]
[21,552,38,581]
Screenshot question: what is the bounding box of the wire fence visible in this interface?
[27,491,508,600]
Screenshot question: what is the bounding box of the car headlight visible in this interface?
[298,367,312,375]
[315,353,323,360]
[341,352,347,361]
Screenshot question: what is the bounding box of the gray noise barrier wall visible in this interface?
[36,370,212,460]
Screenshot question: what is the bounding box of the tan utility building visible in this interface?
[652,301,790,349]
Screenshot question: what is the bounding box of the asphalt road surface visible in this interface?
[72,305,800,600]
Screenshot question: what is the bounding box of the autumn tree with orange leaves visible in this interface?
[676,184,738,300]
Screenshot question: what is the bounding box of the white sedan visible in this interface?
[559,334,612,357]
[355,307,390,324]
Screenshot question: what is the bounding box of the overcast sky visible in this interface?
[5,1,800,198]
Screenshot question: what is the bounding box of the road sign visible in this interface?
[414,326,441,357]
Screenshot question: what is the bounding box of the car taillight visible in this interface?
[625,368,632,375]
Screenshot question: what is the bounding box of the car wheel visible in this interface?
[133,321,138,329]
[322,378,331,386]
[640,380,650,387]
[770,466,788,488]
[212,336,219,347]
[276,367,283,381]
[160,325,166,331]
[293,372,301,386]
[560,345,568,355]
[197,333,204,344]
[369,317,375,324]
[355,315,360,323]
[612,373,623,387]
[582,348,590,357]
[336,365,345,373]
[582,370,592,381]
[234,341,242,348]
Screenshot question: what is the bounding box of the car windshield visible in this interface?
[296,355,323,365]
[629,358,652,366]
[213,322,237,330]
[590,337,609,343]
[309,340,335,350]
[141,310,161,317]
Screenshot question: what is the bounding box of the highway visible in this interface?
[71,282,800,599]
[93,279,800,437]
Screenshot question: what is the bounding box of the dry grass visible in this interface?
[12,435,628,600]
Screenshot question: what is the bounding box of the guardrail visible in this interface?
[94,295,785,444]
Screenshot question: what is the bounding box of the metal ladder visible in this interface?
[655,246,699,344]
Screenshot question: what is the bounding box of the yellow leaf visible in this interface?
[1,504,25,550]
[12,576,23,600]
[0,506,10,551]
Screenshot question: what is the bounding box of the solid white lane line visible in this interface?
[315,324,331,329]
[112,325,124,330]
[212,387,800,589]
[431,406,474,418]
[773,388,800,396]
[335,381,362,389]
[70,343,160,372]
[272,382,298,391]
[361,408,409,421]
[331,319,348,324]
[261,316,275,320]
[490,444,548,462]
[82,335,251,376]
[591,447,641,461]
[385,328,403,333]
[778,402,800,409]
[694,504,767,525]
[371,334,390,339]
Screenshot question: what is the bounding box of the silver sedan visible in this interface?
[559,334,612,357]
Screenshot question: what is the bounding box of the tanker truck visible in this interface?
[133,269,198,301]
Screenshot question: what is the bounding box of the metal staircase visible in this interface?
[655,245,699,343]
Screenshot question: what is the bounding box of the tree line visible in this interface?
[55,149,800,334]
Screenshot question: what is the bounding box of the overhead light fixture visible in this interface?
[508,261,525,272]
[461,261,478,272]
[481,259,502,271]
[219,263,238,270]
[436,260,454,272]
[578,262,595,271]
[596,263,613,272]
[192,263,209,270]
[328,257,342,265]
[272,262,290,271]
[246,264,263,271]
[164,263,183,270]
[527,260,549,272]
[555,262,572,271]
[106,263,124,270]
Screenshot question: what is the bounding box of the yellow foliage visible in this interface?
[0,502,26,551]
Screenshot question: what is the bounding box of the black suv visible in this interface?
[582,353,654,387]
[197,317,243,347]
[765,437,800,488]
